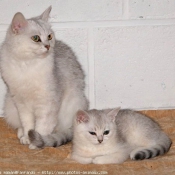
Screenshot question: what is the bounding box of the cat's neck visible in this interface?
[73,134,119,157]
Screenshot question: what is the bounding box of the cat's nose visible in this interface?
[45,45,50,50]
[98,139,103,143]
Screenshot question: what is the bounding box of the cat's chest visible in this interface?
[5,66,40,85]
[2,60,49,94]
[77,141,119,157]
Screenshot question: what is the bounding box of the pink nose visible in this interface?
[98,139,103,143]
[45,45,50,50]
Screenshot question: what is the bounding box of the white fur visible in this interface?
[0,7,88,148]
[71,109,171,164]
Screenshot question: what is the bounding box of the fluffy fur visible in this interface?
[0,6,88,149]
[71,108,172,164]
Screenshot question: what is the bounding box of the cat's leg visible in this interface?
[17,127,24,139]
[28,99,62,149]
[4,93,21,128]
[4,93,23,139]
[19,113,34,144]
[16,103,35,144]
[92,151,129,164]
[71,153,93,164]
[34,101,58,136]
[3,94,33,144]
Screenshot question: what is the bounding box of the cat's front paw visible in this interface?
[17,128,24,139]
[92,156,106,164]
[71,154,93,164]
[29,144,38,150]
[93,155,126,164]
[20,136,30,145]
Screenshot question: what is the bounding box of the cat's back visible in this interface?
[116,109,160,130]
[54,40,85,82]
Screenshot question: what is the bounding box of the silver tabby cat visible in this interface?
[0,6,88,149]
[71,108,171,164]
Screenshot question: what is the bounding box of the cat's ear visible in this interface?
[11,12,28,34]
[40,6,52,22]
[76,110,89,124]
[106,107,121,122]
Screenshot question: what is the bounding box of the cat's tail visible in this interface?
[130,133,172,160]
[28,129,72,149]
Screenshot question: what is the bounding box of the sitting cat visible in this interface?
[0,6,88,149]
[71,108,171,164]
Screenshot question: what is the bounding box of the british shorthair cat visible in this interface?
[0,6,88,149]
[71,108,171,164]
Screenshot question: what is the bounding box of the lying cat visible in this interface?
[71,108,171,164]
[0,6,88,149]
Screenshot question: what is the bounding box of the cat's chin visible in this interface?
[42,52,50,58]
[37,51,51,59]
[94,142,104,145]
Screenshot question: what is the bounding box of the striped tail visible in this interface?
[130,135,172,160]
[28,129,72,149]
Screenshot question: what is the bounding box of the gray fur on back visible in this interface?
[71,108,171,164]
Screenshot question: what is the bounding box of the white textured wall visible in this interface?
[1,0,175,113]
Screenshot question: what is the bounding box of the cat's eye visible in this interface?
[31,35,41,42]
[48,34,53,40]
[103,130,110,135]
[89,131,96,135]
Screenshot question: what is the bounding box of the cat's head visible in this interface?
[75,107,120,145]
[6,6,55,59]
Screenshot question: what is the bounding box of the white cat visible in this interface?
[71,108,171,164]
[0,6,88,149]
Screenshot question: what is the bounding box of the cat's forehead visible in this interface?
[28,19,51,35]
[89,110,108,126]
[89,109,105,117]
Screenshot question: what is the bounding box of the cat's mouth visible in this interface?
[38,49,51,58]
[95,140,104,145]
[42,51,50,57]
[43,47,51,53]
[43,47,51,54]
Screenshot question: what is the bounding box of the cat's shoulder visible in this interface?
[54,40,74,56]
[117,109,147,119]
[118,109,135,115]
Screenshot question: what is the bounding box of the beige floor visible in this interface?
[0,110,175,175]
